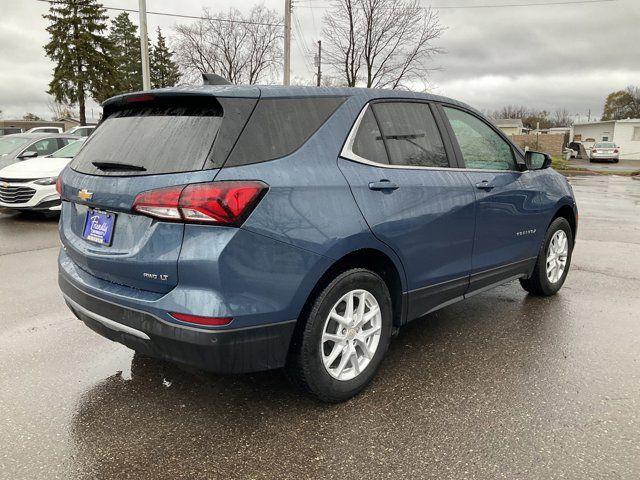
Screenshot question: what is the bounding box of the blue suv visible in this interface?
[57,86,577,402]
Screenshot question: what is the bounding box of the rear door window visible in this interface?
[226,97,346,167]
[71,99,226,176]
[372,102,449,168]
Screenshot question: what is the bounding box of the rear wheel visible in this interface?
[520,217,573,296]
[286,268,393,402]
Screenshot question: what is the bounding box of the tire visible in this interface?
[286,268,393,403]
[520,217,573,296]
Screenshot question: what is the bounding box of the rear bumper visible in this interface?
[59,272,296,374]
[589,153,619,161]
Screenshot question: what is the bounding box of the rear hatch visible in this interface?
[59,89,259,293]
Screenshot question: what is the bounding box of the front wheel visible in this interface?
[520,217,573,296]
[286,268,393,402]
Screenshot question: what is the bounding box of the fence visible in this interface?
[509,134,566,157]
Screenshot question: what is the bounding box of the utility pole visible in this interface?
[139,0,151,90]
[284,0,292,85]
[315,40,322,87]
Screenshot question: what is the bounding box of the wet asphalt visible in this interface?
[0,175,639,479]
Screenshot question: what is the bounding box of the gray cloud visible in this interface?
[1,0,638,120]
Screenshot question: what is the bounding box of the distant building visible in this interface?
[492,118,525,136]
[572,119,640,160]
[548,127,572,135]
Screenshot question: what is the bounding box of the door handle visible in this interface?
[475,180,495,191]
[368,180,399,191]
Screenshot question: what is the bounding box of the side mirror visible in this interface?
[18,151,38,159]
[524,150,551,170]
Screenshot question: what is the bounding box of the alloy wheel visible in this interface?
[546,230,569,283]
[320,289,382,381]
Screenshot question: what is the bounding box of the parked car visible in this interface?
[0,133,78,170]
[66,125,96,137]
[589,142,620,163]
[57,86,578,402]
[26,126,64,134]
[0,139,85,212]
[0,127,23,136]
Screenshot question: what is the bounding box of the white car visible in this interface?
[0,139,85,212]
[26,126,64,134]
[66,125,96,137]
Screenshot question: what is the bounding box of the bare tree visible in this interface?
[489,105,530,120]
[322,0,362,87]
[172,6,282,85]
[47,97,77,121]
[322,0,444,89]
[552,108,573,127]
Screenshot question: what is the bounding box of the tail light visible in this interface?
[170,312,232,327]
[56,176,62,196]
[132,181,268,226]
[592,149,598,153]
[614,149,619,153]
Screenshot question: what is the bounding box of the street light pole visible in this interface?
[284,0,291,85]
[139,0,151,90]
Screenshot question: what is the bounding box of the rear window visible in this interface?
[594,142,615,148]
[72,100,224,176]
[225,96,346,167]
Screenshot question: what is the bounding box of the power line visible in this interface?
[297,0,617,9]
[35,0,284,27]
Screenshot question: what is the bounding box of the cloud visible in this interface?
[0,0,638,120]
[429,0,640,115]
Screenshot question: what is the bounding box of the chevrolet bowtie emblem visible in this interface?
[78,189,93,201]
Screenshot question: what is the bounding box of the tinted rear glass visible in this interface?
[71,100,224,176]
[373,102,449,168]
[225,96,346,167]
[595,142,615,148]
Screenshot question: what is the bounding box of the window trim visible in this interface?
[436,102,526,174]
[341,99,458,171]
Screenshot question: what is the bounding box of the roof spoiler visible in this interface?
[202,73,231,86]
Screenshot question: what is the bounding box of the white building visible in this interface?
[492,119,525,136]
[572,119,640,160]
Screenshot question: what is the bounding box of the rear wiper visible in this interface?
[91,161,146,172]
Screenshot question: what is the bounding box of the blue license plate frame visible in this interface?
[82,209,116,246]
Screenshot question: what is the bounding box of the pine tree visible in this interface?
[106,12,143,97]
[151,27,181,89]
[43,0,113,125]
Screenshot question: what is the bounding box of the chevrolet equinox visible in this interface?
[57,85,578,402]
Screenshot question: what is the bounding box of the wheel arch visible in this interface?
[551,203,577,245]
[296,248,407,332]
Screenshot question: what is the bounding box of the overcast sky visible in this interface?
[1,0,638,122]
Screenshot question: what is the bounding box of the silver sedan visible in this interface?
[589,142,620,163]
